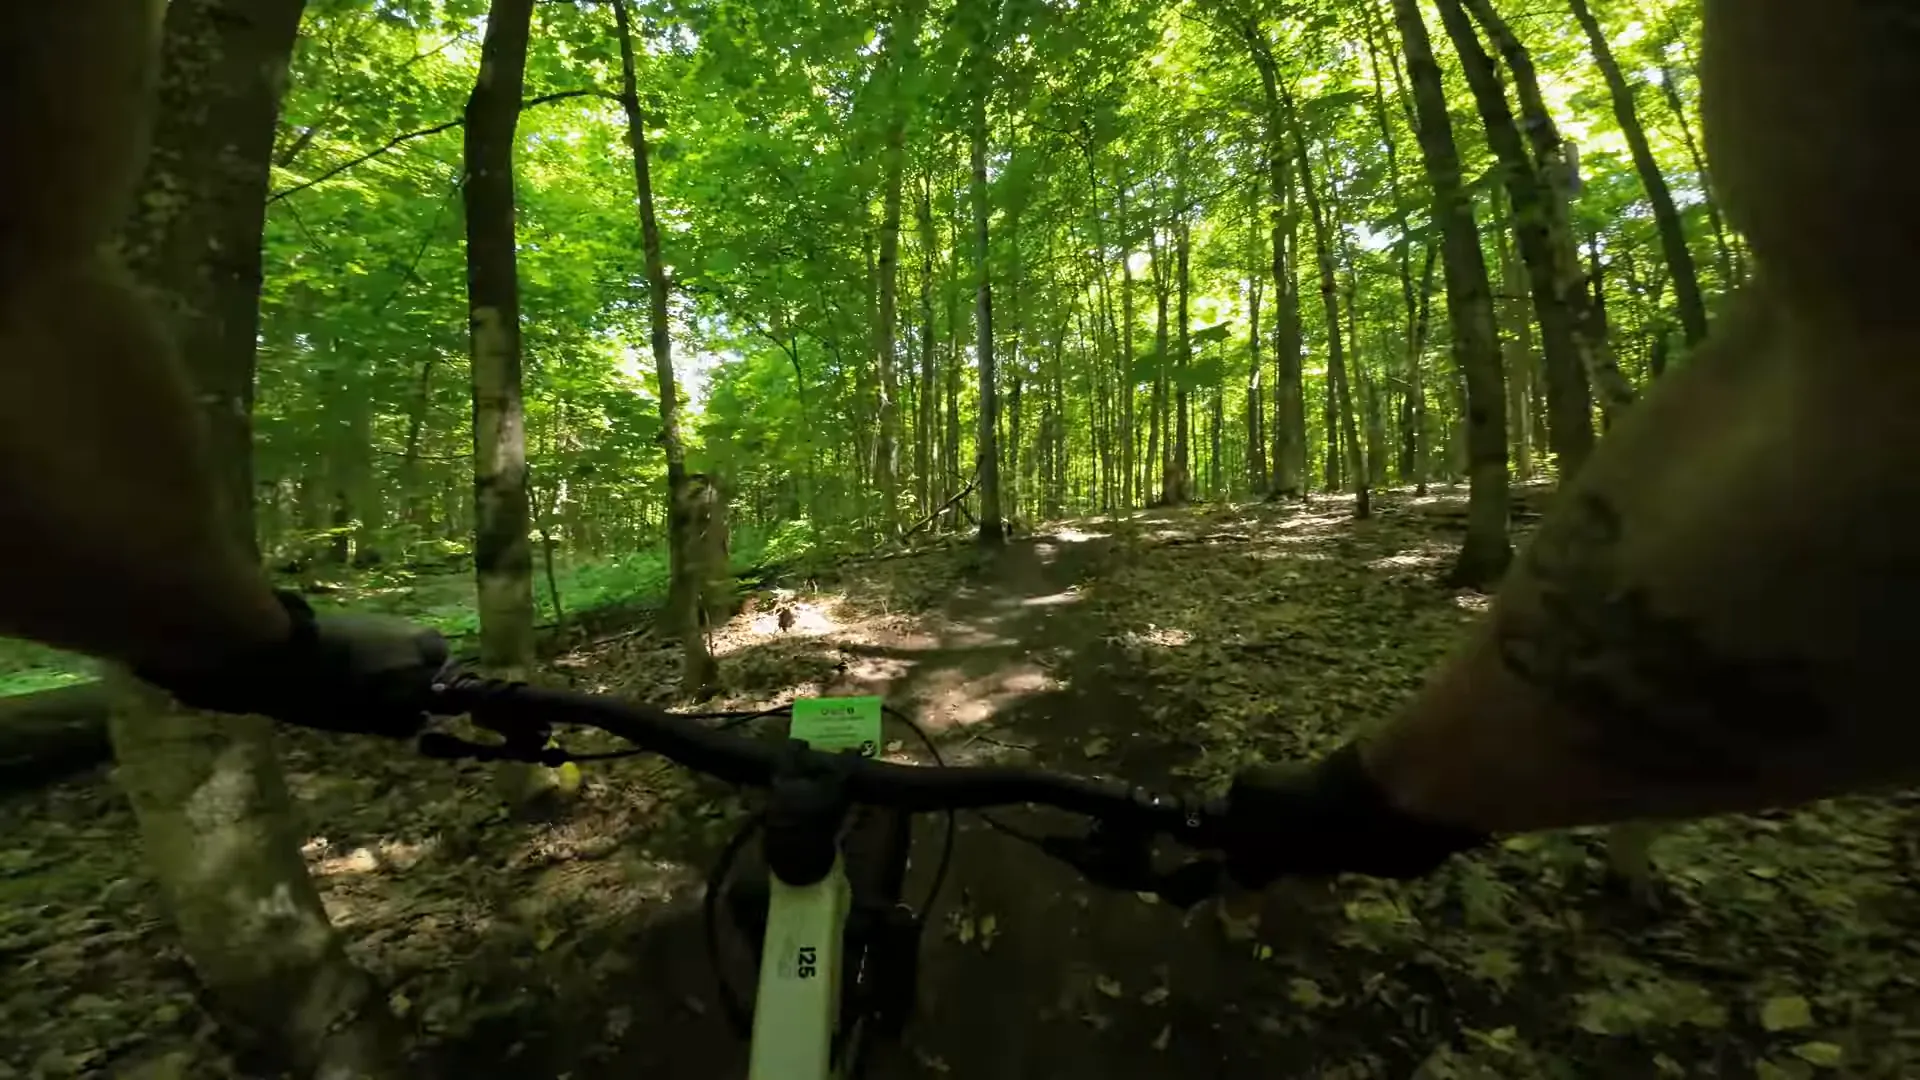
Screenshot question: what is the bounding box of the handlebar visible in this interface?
[423,668,1239,903]
[427,669,1227,842]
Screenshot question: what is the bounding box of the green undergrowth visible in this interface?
[0,521,860,696]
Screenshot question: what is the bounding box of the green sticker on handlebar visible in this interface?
[791,696,882,757]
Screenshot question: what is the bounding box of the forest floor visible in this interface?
[7,489,1920,1079]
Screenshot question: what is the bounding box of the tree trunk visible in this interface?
[464,0,537,675]
[1571,0,1707,346]
[1394,0,1510,586]
[1238,21,1305,501]
[1169,213,1193,504]
[398,353,438,532]
[616,0,715,693]
[1439,0,1609,472]
[916,177,937,518]
[1405,244,1437,492]
[1118,180,1136,510]
[1288,93,1367,517]
[1246,185,1268,494]
[116,0,402,1072]
[1274,183,1306,499]
[1494,182,1536,482]
[871,0,922,533]
[1149,227,1170,504]
[1456,0,1615,457]
[968,4,1003,544]
[1658,63,1738,287]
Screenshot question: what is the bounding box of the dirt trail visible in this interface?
[596,526,1308,1080]
[857,532,1303,1080]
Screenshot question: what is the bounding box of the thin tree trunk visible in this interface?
[615,0,715,693]
[871,0,922,533]
[1407,243,1437,493]
[1394,0,1510,585]
[1170,212,1193,504]
[1149,226,1170,504]
[915,176,936,518]
[1275,181,1305,498]
[1118,180,1136,510]
[1242,29,1307,500]
[944,178,963,528]
[398,353,437,530]
[1495,183,1536,482]
[1570,0,1706,346]
[968,5,1003,544]
[116,0,402,1072]
[1288,92,1367,517]
[465,0,537,675]
[1457,0,1614,452]
[1439,0,1609,469]
[1246,184,1268,494]
[1659,64,1737,287]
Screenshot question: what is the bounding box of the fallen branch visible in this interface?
[895,469,980,544]
[583,626,656,651]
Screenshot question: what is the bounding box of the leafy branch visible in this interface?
[267,88,611,203]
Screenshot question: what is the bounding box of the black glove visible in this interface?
[139,592,448,738]
[1219,741,1488,884]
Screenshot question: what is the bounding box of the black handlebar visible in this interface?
[425,669,1230,851]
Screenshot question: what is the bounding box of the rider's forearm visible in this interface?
[1362,293,1920,834]
[0,261,289,673]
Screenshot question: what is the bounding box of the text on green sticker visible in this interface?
[791,696,883,757]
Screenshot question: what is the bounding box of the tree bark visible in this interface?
[1658,63,1738,287]
[1571,0,1707,346]
[916,175,938,518]
[1438,0,1608,472]
[967,0,1003,544]
[1456,0,1613,459]
[1495,185,1536,483]
[1241,31,1307,500]
[1245,184,1268,494]
[871,0,922,532]
[1118,180,1137,510]
[615,0,716,692]
[1170,212,1193,504]
[1393,0,1511,586]
[464,0,537,674]
[117,0,402,1072]
[1287,90,1367,518]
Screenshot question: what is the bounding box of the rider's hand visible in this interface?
[138,592,447,738]
[1219,742,1488,884]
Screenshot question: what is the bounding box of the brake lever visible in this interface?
[1038,830,1227,909]
[417,730,572,767]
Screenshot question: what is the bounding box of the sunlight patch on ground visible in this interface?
[533,854,698,912]
[1118,625,1192,648]
[1245,547,1335,562]
[1034,542,1059,563]
[306,837,438,877]
[1368,545,1451,571]
[910,661,1059,732]
[1452,592,1492,612]
[1051,527,1110,543]
[1021,589,1082,608]
[712,594,845,658]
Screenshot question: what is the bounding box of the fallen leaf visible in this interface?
[1151,1024,1172,1051]
[1792,1043,1843,1068]
[1083,737,1112,758]
[1095,975,1124,999]
[1288,978,1328,1010]
[1760,995,1813,1032]
[1141,986,1170,1007]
